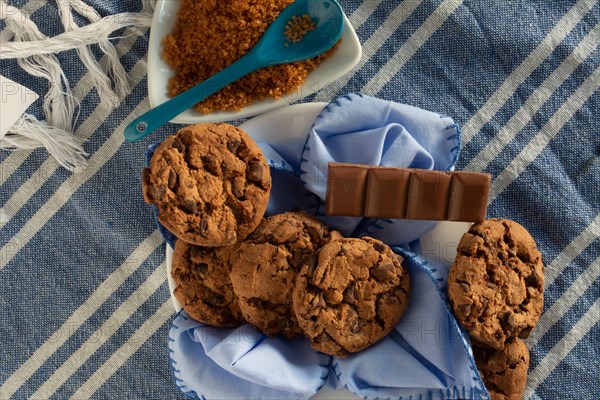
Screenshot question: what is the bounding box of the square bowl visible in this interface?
[147,0,362,124]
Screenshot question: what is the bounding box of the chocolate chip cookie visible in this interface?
[473,338,530,400]
[172,239,243,328]
[448,218,544,350]
[142,123,271,246]
[229,212,342,338]
[293,237,410,357]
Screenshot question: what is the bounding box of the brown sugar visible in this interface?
[285,14,316,44]
[162,0,338,114]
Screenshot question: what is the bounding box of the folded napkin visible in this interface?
[299,93,460,245]
[169,315,331,399]
[165,94,488,399]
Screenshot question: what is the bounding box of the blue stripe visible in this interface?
[1,0,599,399]
[535,321,600,400]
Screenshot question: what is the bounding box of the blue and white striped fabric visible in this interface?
[1,1,598,399]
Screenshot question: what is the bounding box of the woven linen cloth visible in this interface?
[1,1,599,399]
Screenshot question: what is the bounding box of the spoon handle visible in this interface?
[124,53,262,142]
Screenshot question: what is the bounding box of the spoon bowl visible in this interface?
[124,0,344,142]
[253,0,345,64]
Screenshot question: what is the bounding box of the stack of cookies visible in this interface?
[142,123,411,357]
[448,219,545,400]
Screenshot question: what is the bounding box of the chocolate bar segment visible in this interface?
[325,162,490,222]
[448,172,491,222]
[326,163,368,216]
[406,170,452,220]
[365,167,410,218]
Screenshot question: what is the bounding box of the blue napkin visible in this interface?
[169,314,331,399]
[167,94,487,399]
[299,93,460,245]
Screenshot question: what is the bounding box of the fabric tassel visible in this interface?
[0,11,153,58]
[0,0,154,172]
[62,0,130,105]
[141,0,156,14]
[0,1,77,133]
[2,114,88,172]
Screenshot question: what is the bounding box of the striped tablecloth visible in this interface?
[1,1,598,399]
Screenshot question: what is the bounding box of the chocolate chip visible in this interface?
[502,312,517,330]
[290,250,309,269]
[227,139,241,154]
[195,262,209,277]
[150,184,165,200]
[371,263,394,281]
[372,242,385,252]
[247,160,265,185]
[304,254,318,274]
[202,154,220,175]
[525,271,540,287]
[517,249,532,262]
[518,326,532,338]
[460,282,471,293]
[168,170,178,189]
[457,303,472,317]
[205,294,225,307]
[305,225,325,243]
[181,198,198,214]
[486,282,498,290]
[172,138,185,153]
[189,246,202,259]
[343,285,356,303]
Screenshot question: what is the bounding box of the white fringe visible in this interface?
[0,1,154,173]
[141,0,157,13]
[1,114,88,173]
[0,1,77,133]
[63,0,131,104]
[57,1,119,108]
[0,12,153,58]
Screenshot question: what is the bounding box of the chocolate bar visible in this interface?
[325,163,491,222]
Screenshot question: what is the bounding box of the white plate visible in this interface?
[164,102,472,399]
[147,0,362,124]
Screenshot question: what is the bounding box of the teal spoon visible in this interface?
[124,0,344,142]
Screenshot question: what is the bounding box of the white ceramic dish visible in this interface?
[164,102,471,400]
[147,0,362,124]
